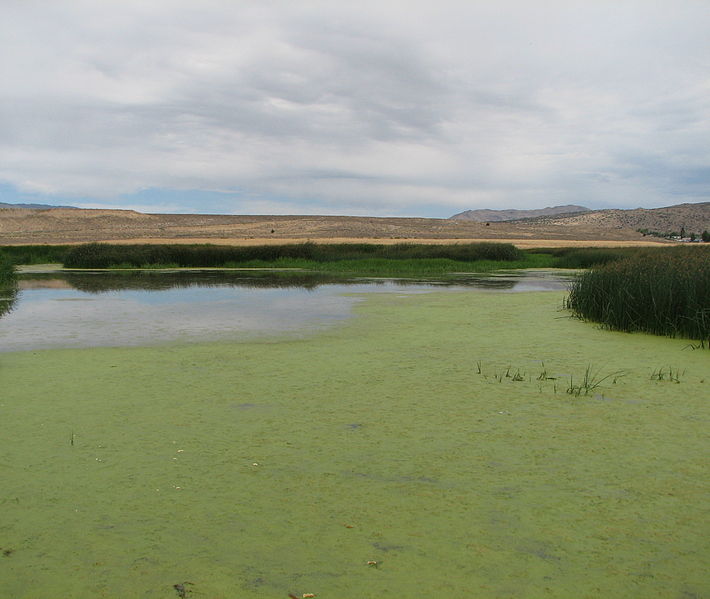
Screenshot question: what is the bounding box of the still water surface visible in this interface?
[1,269,573,352]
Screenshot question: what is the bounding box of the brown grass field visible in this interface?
[0,207,691,248]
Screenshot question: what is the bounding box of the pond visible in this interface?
[1,268,573,352]
[1,269,707,599]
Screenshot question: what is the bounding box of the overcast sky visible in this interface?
[1,1,708,217]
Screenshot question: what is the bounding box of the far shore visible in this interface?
[4,236,679,249]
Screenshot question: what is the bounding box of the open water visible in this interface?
[1,269,573,352]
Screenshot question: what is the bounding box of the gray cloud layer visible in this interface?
[1,0,708,215]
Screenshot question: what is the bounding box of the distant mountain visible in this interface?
[451,205,590,222]
[0,201,77,210]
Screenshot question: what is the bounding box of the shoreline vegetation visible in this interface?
[0,241,667,271]
[61,241,528,273]
[566,245,710,346]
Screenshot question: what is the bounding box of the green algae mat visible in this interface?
[1,291,708,598]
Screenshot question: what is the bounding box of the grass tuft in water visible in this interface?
[511,369,525,382]
[650,367,684,383]
[536,362,557,381]
[566,365,626,397]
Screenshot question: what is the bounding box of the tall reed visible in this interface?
[62,242,524,269]
[566,246,710,344]
[0,245,72,265]
[534,246,637,268]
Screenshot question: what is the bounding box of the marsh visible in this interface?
[1,269,706,598]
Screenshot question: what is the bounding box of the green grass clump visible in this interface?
[566,365,626,397]
[566,246,710,345]
[62,242,526,270]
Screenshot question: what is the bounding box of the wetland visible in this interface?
[0,268,707,598]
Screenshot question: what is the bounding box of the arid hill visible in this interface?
[524,202,710,234]
[1,201,707,248]
[451,204,590,222]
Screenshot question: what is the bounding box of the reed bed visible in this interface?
[535,246,638,268]
[0,245,72,265]
[566,246,710,344]
[62,242,525,269]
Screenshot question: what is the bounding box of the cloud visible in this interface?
[1,0,708,216]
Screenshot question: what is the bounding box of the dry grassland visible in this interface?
[0,208,680,248]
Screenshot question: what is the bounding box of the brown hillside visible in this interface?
[1,203,706,248]
[529,202,710,233]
